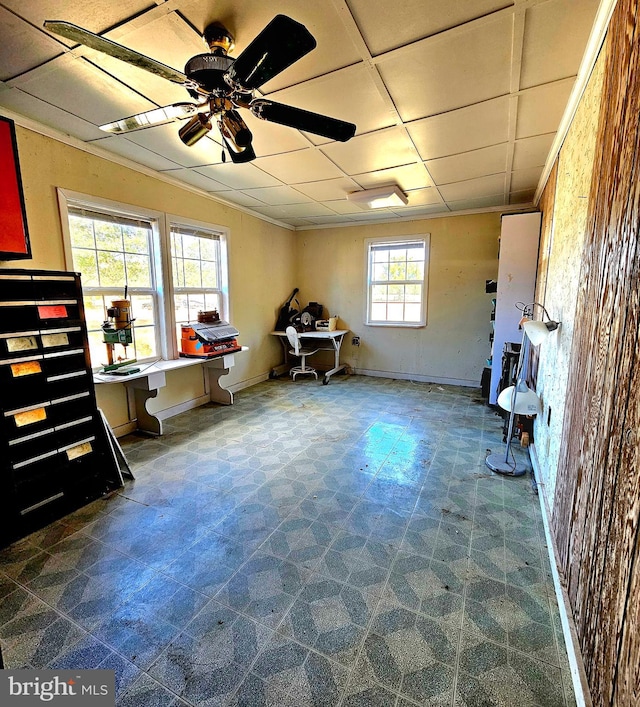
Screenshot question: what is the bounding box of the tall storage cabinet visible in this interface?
[0,268,122,547]
[489,213,541,405]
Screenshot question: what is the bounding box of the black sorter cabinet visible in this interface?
[0,268,122,547]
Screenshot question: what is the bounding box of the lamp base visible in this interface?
[485,453,527,477]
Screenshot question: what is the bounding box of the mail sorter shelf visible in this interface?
[0,268,122,548]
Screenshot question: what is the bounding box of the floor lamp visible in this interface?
[486,304,560,476]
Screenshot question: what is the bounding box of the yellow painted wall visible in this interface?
[3,125,297,428]
[297,213,500,385]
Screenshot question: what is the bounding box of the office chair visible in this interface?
[285,326,319,380]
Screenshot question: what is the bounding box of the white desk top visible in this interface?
[271,329,349,339]
[94,348,246,385]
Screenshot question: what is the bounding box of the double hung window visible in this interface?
[170,224,225,334]
[365,236,429,326]
[59,191,229,367]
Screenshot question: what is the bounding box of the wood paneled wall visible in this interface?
[552,0,640,704]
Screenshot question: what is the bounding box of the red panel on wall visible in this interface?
[0,117,31,260]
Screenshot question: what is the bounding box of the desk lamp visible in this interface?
[486,303,560,476]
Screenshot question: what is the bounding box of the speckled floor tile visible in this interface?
[0,377,575,707]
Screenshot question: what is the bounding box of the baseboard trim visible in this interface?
[113,373,270,436]
[156,394,211,421]
[353,367,477,387]
[111,421,137,438]
[529,442,592,707]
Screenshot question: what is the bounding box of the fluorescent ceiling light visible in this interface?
[347,185,408,209]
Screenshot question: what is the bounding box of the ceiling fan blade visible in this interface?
[100,103,201,134]
[222,137,257,163]
[249,99,356,142]
[224,15,316,90]
[43,20,189,85]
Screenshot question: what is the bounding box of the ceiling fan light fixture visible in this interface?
[218,110,253,149]
[347,185,408,209]
[179,113,212,146]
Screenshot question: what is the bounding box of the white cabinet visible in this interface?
[489,212,541,405]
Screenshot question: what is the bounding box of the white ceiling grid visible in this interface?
[0,0,600,228]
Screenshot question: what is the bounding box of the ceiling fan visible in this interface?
[43,14,357,163]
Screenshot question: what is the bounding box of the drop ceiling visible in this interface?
[0,0,601,229]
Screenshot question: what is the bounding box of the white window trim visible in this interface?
[164,213,230,359]
[57,188,230,364]
[364,234,430,328]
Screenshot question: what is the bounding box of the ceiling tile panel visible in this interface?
[510,188,536,204]
[0,9,62,81]
[253,149,344,183]
[510,166,543,192]
[252,202,335,219]
[194,163,282,190]
[520,0,600,89]
[10,55,156,126]
[347,0,510,55]
[426,144,508,186]
[222,192,269,208]
[322,127,420,175]
[124,124,221,168]
[159,167,231,192]
[352,163,433,191]
[448,194,505,211]
[2,0,154,34]
[241,186,310,205]
[405,188,443,206]
[269,65,395,140]
[516,80,574,139]
[293,178,361,201]
[438,173,505,202]
[0,86,105,141]
[89,135,183,171]
[513,133,555,170]
[407,96,510,161]
[378,13,512,121]
[322,200,368,215]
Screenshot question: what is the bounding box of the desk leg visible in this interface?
[270,336,291,378]
[204,354,235,405]
[322,334,347,385]
[129,387,163,436]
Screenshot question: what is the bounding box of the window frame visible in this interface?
[57,189,230,365]
[364,234,430,328]
[163,213,230,359]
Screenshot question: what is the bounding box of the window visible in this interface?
[59,190,229,367]
[170,224,226,338]
[67,206,159,366]
[365,236,429,326]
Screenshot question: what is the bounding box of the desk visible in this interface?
[94,350,245,435]
[271,330,349,385]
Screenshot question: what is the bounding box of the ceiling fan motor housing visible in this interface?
[184,54,234,93]
[203,22,235,55]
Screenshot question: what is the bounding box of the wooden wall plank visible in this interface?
[551,0,640,703]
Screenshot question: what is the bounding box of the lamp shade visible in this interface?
[523,319,559,346]
[497,384,541,415]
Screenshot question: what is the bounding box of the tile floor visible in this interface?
[0,375,575,706]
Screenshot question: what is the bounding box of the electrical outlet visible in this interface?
[352,336,360,346]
